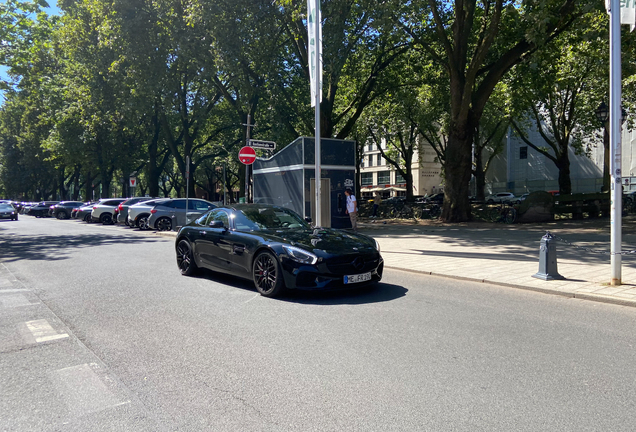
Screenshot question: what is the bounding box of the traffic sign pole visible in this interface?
[185,155,190,226]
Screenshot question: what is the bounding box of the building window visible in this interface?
[377,154,383,166]
[396,172,405,184]
[377,171,390,185]
[520,146,528,159]
[361,172,373,186]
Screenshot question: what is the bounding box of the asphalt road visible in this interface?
[2,216,636,431]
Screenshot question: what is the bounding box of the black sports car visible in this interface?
[175,204,383,297]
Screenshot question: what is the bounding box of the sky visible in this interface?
[0,1,61,101]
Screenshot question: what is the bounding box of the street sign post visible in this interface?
[185,156,190,226]
[239,146,256,165]
[248,139,276,150]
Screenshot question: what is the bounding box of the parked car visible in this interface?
[148,198,216,231]
[128,198,171,229]
[516,193,530,204]
[74,202,97,222]
[0,203,18,220]
[422,193,444,204]
[26,201,59,217]
[175,204,383,297]
[50,201,86,219]
[91,198,127,224]
[485,192,516,204]
[116,197,157,225]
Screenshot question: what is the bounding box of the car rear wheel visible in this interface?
[56,211,68,219]
[156,217,172,231]
[253,251,284,297]
[83,213,91,222]
[176,240,198,276]
[100,213,113,224]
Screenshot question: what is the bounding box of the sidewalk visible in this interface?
[359,217,636,307]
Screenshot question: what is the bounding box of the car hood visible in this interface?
[258,228,378,256]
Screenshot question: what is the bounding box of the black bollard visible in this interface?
[532,231,565,281]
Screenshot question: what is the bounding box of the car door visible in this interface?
[195,209,233,271]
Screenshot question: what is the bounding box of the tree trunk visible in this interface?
[557,153,572,195]
[474,148,486,201]
[442,125,473,222]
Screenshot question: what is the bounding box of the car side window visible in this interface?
[205,209,229,227]
[173,200,187,209]
[194,200,210,211]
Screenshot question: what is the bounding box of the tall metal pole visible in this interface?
[185,155,190,226]
[314,0,321,227]
[223,163,227,206]
[610,0,622,285]
[245,114,252,204]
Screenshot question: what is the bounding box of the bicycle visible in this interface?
[489,203,517,224]
[413,203,441,220]
[389,201,415,219]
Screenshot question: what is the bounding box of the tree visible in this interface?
[403,0,589,221]
[508,11,613,195]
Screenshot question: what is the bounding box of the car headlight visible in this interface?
[374,238,381,252]
[282,245,318,265]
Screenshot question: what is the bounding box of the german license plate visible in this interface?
[344,272,372,284]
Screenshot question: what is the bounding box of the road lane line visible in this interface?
[49,363,130,417]
[0,293,33,308]
[25,319,69,343]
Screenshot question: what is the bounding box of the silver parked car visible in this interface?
[147,198,216,231]
[128,198,171,229]
[485,192,516,204]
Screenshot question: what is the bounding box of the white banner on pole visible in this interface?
[606,0,636,30]
[307,0,322,107]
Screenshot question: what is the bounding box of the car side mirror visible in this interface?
[209,220,224,229]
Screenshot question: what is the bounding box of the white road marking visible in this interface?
[25,319,69,343]
[49,364,130,417]
[0,293,33,307]
[244,293,260,303]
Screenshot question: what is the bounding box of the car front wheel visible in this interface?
[100,213,113,224]
[176,240,198,276]
[252,251,284,297]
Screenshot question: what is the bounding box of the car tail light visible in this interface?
[118,204,123,211]
[93,206,98,209]
[73,208,78,211]
[150,209,157,214]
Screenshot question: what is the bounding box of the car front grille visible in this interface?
[325,254,380,275]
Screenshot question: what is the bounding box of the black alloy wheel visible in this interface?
[100,213,113,225]
[252,251,284,297]
[83,213,92,222]
[176,240,197,276]
[56,211,68,220]
[156,217,172,231]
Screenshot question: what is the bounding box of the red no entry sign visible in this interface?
[239,146,256,165]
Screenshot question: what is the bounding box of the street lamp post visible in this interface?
[596,102,610,193]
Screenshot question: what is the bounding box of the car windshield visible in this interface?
[236,207,309,231]
[0,204,14,211]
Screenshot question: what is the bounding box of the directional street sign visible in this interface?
[239,146,256,165]
[248,139,276,150]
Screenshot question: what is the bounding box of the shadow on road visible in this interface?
[0,233,162,262]
[193,269,407,305]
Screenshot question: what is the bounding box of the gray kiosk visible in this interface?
[252,137,356,229]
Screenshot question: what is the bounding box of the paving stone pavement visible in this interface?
[358,217,636,308]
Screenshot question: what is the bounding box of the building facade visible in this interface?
[358,139,443,199]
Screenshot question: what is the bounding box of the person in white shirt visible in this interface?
[344,188,358,232]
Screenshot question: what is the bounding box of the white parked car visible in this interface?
[485,192,516,204]
[91,198,127,224]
